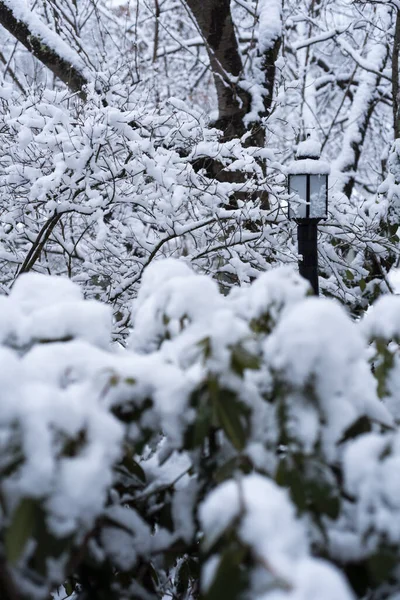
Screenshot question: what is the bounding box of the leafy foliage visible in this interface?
[0,263,398,600]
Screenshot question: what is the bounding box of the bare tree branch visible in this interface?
[0,49,25,94]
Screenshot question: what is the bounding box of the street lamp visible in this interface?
[288,137,330,295]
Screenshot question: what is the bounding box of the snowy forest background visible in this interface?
[1,0,400,599]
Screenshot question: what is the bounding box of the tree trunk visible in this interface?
[185,0,281,144]
[393,8,400,139]
[185,0,250,140]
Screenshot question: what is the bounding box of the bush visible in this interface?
[0,260,399,600]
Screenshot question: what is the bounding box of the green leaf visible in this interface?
[367,547,397,583]
[359,279,366,292]
[176,559,191,596]
[307,480,340,520]
[214,456,253,484]
[0,451,24,477]
[120,451,146,484]
[287,469,307,513]
[198,337,212,360]
[155,499,174,532]
[204,547,247,600]
[63,580,75,597]
[213,389,249,452]
[184,385,212,449]
[339,415,372,444]
[5,497,37,564]
[373,341,395,399]
[62,429,87,457]
[276,460,307,513]
[32,506,73,576]
[250,313,272,335]
[148,562,159,586]
[345,270,354,281]
[230,344,260,376]
[193,404,212,447]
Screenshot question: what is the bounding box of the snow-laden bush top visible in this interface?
[1,260,400,600]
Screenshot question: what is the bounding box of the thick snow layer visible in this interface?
[258,0,282,53]
[0,295,123,541]
[129,260,395,465]
[3,274,112,348]
[200,475,306,563]
[200,475,354,600]
[296,138,321,159]
[229,266,309,327]
[362,294,400,341]
[344,432,400,546]
[265,298,393,459]
[287,158,330,175]
[131,258,224,353]
[389,268,400,293]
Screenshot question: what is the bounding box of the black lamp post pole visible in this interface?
[297,220,319,296]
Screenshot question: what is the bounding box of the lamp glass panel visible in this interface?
[289,174,307,218]
[309,175,327,218]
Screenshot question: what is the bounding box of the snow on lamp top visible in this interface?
[287,136,330,176]
[296,137,322,160]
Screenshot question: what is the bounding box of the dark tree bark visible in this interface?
[185,0,250,140]
[0,0,88,96]
[258,37,281,117]
[393,8,400,139]
[185,0,281,144]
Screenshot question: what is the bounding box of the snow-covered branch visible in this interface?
[0,0,90,94]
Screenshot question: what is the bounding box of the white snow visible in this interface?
[265,298,393,459]
[0,277,124,542]
[200,474,354,600]
[287,158,330,175]
[296,138,321,159]
[362,294,400,341]
[257,0,282,53]
[343,432,400,546]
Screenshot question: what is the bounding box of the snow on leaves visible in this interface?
[0,262,399,599]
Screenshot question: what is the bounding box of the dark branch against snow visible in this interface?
[0,0,90,95]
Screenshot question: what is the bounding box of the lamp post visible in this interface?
[288,137,330,295]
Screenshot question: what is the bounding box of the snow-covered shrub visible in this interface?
[0,79,396,342]
[1,260,400,600]
[0,273,123,597]
[0,83,293,340]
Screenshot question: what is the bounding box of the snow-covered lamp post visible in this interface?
[288,137,330,295]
